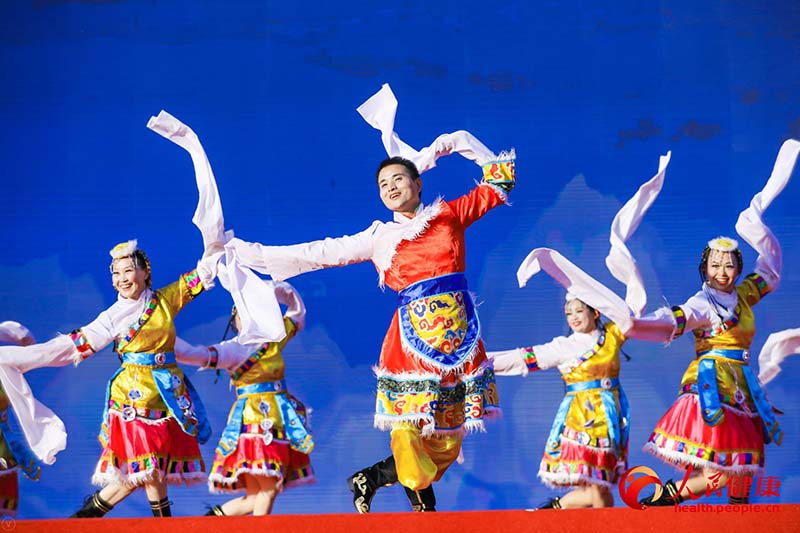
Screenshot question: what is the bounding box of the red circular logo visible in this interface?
[618,466,663,510]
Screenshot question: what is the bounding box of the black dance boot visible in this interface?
[404,485,436,512]
[640,479,683,507]
[70,491,114,518]
[204,504,226,516]
[150,497,172,517]
[536,497,562,510]
[346,455,399,514]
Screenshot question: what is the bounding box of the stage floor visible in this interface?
[10,504,800,532]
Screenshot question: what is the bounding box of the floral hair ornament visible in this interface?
[109,239,152,287]
[699,235,743,282]
[707,236,739,252]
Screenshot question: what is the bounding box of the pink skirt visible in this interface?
[93,411,206,486]
[645,393,765,474]
[208,433,314,493]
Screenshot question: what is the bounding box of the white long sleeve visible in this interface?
[489,331,603,376]
[227,227,377,281]
[175,336,258,371]
[0,321,34,345]
[606,151,670,317]
[734,139,800,291]
[488,348,529,376]
[516,248,634,333]
[357,83,500,172]
[757,328,800,385]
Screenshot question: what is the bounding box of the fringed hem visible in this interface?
[373,414,494,437]
[375,200,443,287]
[373,367,440,381]
[374,413,436,436]
[209,468,283,494]
[463,419,487,434]
[643,442,764,476]
[92,465,206,488]
[477,148,516,167]
[398,340,481,375]
[538,471,616,490]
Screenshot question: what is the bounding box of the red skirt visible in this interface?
[645,393,765,474]
[93,411,206,486]
[209,434,314,493]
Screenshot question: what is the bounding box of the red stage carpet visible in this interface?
[10,505,800,532]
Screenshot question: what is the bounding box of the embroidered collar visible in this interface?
[558,327,605,374]
[116,290,159,350]
[230,342,272,380]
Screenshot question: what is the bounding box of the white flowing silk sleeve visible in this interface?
[488,334,599,374]
[357,83,499,172]
[0,366,66,464]
[219,249,288,344]
[606,151,670,317]
[0,321,34,345]
[175,337,251,371]
[734,139,800,291]
[625,291,713,342]
[517,248,634,333]
[0,323,69,464]
[147,110,227,256]
[487,348,529,376]
[226,224,377,281]
[757,328,800,385]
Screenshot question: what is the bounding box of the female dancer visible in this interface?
[488,152,670,509]
[490,295,630,509]
[0,240,221,517]
[628,140,799,505]
[175,281,314,516]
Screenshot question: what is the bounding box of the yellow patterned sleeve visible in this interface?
[739,272,771,307]
[158,268,205,314]
[276,316,298,351]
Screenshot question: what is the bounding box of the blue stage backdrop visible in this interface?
[1,0,799,518]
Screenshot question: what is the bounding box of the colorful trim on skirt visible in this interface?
[644,394,765,474]
[92,411,206,487]
[539,435,626,488]
[209,434,314,494]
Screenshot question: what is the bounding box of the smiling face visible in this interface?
[111,257,148,300]
[564,299,599,334]
[705,250,739,293]
[377,163,422,216]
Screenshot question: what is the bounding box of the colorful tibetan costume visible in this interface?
[642,275,780,474]
[230,181,509,489]
[628,140,800,475]
[492,322,630,488]
[70,269,211,487]
[177,317,314,493]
